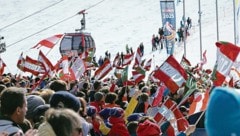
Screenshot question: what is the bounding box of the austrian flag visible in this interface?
[31,34,63,49]
[153,55,187,93]
[188,91,209,115]
[94,59,112,80]
[212,42,240,86]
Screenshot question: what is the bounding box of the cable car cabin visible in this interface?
[59,32,96,57]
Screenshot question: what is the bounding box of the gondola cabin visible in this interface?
[59,10,95,57]
[59,32,95,57]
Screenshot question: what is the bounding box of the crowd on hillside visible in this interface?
[0,16,240,136]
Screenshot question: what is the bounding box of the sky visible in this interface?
[0,0,235,76]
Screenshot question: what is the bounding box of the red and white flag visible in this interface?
[80,51,89,60]
[112,53,121,67]
[31,34,63,49]
[94,59,112,80]
[122,53,134,66]
[71,57,87,80]
[144,58,152,71]
[153,55,188,93]
[198,50,207,70]
[38,50,54,72]
[133,47,142,68]
[147,99,189,136]
[151,85,166,107]
[132,70,145,84]
[148,71,160,84]
[180,55,191,70]
[17,52,24,70]
[61,55,69,75]
[188,90,209,115]
[21,56,45,75]
[212,42,240,86]
[0,58,6,75]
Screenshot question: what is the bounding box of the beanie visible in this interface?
[49,91,80,112]
[26,95,45,119]
[205,87,240,136]
[99,107,124,119]
[136,120,160,136]
[87,106,97,117]
[33,104,50,118]
[127,113,146,122]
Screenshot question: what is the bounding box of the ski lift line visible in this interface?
[7,14,76,48]
[6,0,108,48]
[84,0,107,11]
[0,0,64,31]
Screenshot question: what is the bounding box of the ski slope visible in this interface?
[0,0,235,75]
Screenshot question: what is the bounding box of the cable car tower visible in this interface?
[59,10,96,57]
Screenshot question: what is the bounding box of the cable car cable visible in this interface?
[0,0,64,31]
[6,0,107,48]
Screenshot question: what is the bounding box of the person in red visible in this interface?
[103,92,120,108]
[90,92,105,112]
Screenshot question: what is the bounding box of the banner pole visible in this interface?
[198,0,203,60]
[183,0,186,57]
[216,0,219,41]
[234,0,237,45]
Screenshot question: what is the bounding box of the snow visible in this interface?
[0,0,236,75]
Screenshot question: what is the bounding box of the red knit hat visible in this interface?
[136,120,161,136]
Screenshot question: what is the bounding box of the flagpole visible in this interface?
[194,111,205,126]
[198,0,203,60]
[234,0,237,45]
[183,0,187,57]
[216,0,219,41]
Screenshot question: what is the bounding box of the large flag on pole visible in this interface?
[0,58,6,75]
[94,59,112,80]
[235,0,240,44]
[160,0,176,55]
[212,42,240,86]
[153,55,188,93]
[31,34,63,49]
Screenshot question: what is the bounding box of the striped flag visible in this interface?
[147,98,189,136]
[31,34,63,49]
[122,53,134,66]
[153,55,188,93]
[71,57,87,80]
[188,90,209,115]
[133,47,142,68]
[38,50,54,72]
[144,59,152,71]
[132,70,145,84]
[212,42,240,86]
[94,59,112,80]
[0,58,6,75]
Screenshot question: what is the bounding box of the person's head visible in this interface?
[205,87,240,136]
[127,121,138,135]
[137,93,149,103]
[39,89,55,104]
[49,91,81,112]
[105,92,118,104]
[0,87,27,124]
[136,116,160,136]
[94,91,105,102]
[149,84,158,96]
[38,108,82,136]
[49,80,68,92]
[26,95,45,124]
[93,80,102,91]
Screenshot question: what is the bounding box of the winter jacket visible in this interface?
[0,118,24,136]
